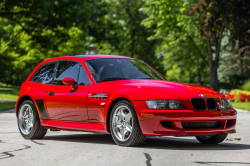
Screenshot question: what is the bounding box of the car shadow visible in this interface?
[43,133,250,150]
[44,133,115,145]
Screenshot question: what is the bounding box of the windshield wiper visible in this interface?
[97,77,128,83]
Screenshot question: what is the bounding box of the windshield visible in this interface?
[85,58,166,82]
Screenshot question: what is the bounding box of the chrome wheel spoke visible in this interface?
[117,109,125,120]
[115,124,122,129]
[120,128,126,140]
[125,124,132,133]
[124,113,132,123]
[28,122,33,131]
[23,115,29,119]
[25,121,29,130]
[24,119,29,124]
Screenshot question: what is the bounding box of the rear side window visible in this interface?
[54,61,80,85]
[78,66,91,85]
[32,63,55,84]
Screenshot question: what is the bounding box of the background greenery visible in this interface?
[0,0,250,111]
[0,101,16,112]
[231,102,250,111]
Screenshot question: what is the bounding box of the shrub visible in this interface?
[227,89,250,102]
[224,93,234,101]
[242,80,250,91]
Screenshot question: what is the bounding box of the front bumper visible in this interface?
[134,101,237,136]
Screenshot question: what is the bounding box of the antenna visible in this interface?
[66,36,74,56]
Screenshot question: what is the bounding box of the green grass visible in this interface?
[0,101,16,112]
[0,87,20,100]
[0,84,20,111]
[232,102,250,111]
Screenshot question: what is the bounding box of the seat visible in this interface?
[99,65,118,80]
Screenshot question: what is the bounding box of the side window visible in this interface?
[32,63,55,84]
[54,61,80,85]
[78,66,91,85]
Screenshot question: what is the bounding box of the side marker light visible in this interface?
[141,113,154,117]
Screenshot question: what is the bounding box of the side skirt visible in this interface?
[42,120,109,134]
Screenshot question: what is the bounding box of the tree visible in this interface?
[187,0,250,90]
[142,0,209,85]
[86,0,166,74]
[0,0,94,85]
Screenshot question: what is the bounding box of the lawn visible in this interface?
[0,84,19,112]
[0,101,16,112]
[0,87,20,100]
[232,102,250,111]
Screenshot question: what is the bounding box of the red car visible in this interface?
[16,55,237,146]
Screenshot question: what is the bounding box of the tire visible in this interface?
[195,134,228,144]
[110,100,146,146]
[17,100,47,139]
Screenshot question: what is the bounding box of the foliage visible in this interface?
[0,0,93,85]
[230,89,250,96]
[142,0,209,85]
[87,0,165,71]
[218,32,250,89]
[0,0,250,90]
[0,0,167,85]
[224,89,250,102]
[242,80,250,91]
[187,0,250,90]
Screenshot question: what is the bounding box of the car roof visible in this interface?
[41,55,134,65]
[75,54,133,60]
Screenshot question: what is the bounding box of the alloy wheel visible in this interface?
[18,104,34,135]
[112,105,133,142]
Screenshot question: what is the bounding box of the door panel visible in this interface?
[45,84,91,121]
[44,61,92,122]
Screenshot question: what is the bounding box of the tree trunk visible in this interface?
[146,40,157,66]
[239,51,244,76]
[206,29,223,92]
[209,64,219,91]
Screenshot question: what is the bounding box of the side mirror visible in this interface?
[62,77,77,91]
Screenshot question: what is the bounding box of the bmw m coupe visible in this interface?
[16,55,237,146]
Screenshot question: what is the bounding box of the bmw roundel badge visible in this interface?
[199,94,205,98]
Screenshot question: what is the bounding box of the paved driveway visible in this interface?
[0,109,250,166]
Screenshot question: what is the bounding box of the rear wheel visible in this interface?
[18,100,47,139]
[195,134,228,144]
[110,100,145,146]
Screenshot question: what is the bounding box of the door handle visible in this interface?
[48,92,55,96]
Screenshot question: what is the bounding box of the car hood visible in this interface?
[100,79,222,101]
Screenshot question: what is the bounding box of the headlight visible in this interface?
[220,99,233,109]
[145,100,187,110]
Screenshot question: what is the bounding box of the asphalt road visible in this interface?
[0,109,250,166]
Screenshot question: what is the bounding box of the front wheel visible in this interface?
[18,100,47,139]
[195,134,228,144]
[110,100,145,146]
